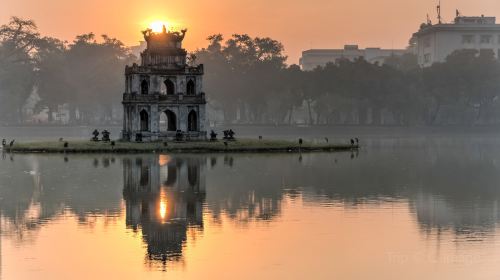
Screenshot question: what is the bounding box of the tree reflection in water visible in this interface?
[0,155,123,244]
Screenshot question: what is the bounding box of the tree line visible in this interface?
[0,17,134,125]
[2,16,500,126]
[196,36,500,126]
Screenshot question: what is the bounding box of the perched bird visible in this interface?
[9,140,15,147]
[325,137,329,143]
[355,137,359,144]
[350,139,354,146]
[63,142,69,148]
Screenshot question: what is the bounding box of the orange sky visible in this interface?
[1,0,500,64]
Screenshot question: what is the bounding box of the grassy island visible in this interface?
[5,139,358,154]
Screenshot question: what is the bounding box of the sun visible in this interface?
[149,21,169,33]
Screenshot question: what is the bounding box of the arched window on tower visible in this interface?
[159,110,177,132]
[140,110,149,131]
[188,110,197,131]
[141,80,149,95]
[186,80,195,95]
[165,79,175,95]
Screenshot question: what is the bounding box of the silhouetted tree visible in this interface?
[0,17,39,123]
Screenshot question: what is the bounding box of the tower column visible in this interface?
[179,106,188,132]
[198,105,206,133]
[151,104,159,141]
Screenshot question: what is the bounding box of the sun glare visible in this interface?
[150,21,168,33]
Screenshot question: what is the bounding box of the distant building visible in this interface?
[413,15,500,67]
[299,45,407,71]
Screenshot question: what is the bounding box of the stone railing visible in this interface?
[123,93,206,103]
[125,63,204,74]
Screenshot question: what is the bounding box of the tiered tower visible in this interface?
[122,26,207,141]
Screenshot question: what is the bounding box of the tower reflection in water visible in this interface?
[122,155,205,267]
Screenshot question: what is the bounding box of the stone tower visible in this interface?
[122,26,207,142]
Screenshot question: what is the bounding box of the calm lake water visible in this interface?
[2,126,500,279]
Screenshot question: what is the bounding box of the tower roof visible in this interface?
[140,27,188,67]
[142,27,187,53]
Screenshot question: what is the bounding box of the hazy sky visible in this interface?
[1,0,500,63]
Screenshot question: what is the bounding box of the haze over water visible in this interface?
[4,0,500,278]
[2,127,500,279]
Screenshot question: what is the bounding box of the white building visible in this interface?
[299,45,407,71]
[413,15,500,67]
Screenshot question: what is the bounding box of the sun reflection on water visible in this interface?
[159,189,168,221]
[158,155,171,167]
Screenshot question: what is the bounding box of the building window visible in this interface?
[188,110,198,131]
[480,49,494,58]
[186,79,195,95]
[164,79,175,95]
[462,35,475,44]
[141,80,149,95]
[424,53,431,63]
[159,110,177,132]
[140,110,149,131]
[480,35,492,44]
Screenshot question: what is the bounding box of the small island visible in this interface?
[1,28,360,155]
[4,139,358,154]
